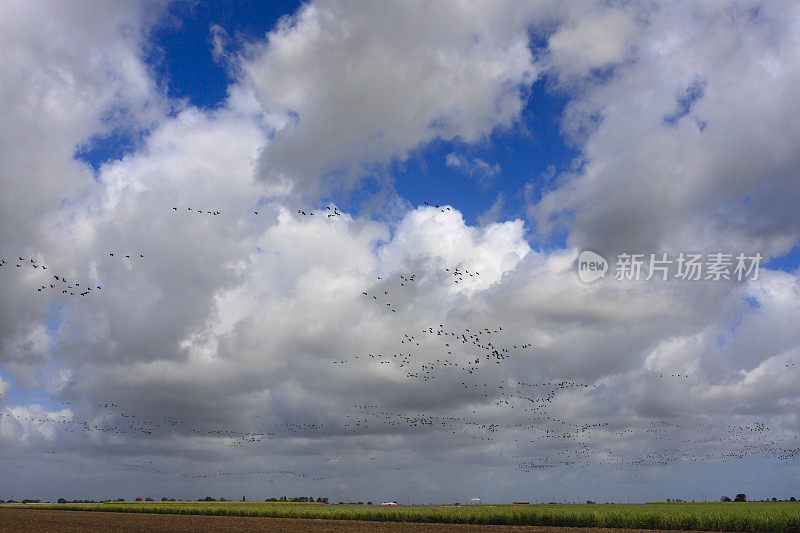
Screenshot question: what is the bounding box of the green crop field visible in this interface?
[3,501,800,531]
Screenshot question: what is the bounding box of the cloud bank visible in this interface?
[1,0,799,504]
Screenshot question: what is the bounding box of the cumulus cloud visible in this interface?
[241,0,552,194]
[547,4,638,81]
[0,405,72,442]
[0,374,9,398]
[534,1,800,260]
[0,0,166,247]
[1,0,800,504]
[0,0,169,387]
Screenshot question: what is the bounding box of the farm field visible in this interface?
[2,501,800,532]
[0,508,706,533]
[0,507,728,533]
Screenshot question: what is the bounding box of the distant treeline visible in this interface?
[264,496,328,503]
[4,494,800,505]
[0,496,331,504]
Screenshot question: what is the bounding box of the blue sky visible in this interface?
[146,2,302,106]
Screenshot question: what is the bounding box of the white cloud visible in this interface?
[547,4,638,80]
[241,0,549,194]
[0,404,72,442]
[0,0,169,389]
[1,0,799,503]
[0,0,166,247]
[445,153,501,188]
[534,2,800,259]
[477,192,506,226]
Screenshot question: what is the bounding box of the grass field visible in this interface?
[3,501,800,531]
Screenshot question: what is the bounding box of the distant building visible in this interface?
[470,498,482,505]
[380,502,398,505]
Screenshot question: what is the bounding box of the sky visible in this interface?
[1,0,800,504]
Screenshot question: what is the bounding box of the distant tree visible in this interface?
[367,501,373,505]
[586,500,596,504]
[734,494,747,502]
[57,498,67,504]
[145,497,153,501]
[791,497,797,502]
[135,498,142,501]
[116,498,124,502]
[721,496,732,502]
[772,497,778,502]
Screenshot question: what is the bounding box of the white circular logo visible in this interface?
[578,250,608,282]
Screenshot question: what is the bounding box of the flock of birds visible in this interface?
[0,256,101,297]
[0,202,349,295]
[333,320,527,382]
[172,206,222,215]
[423,201,452,213]
[2,202,799,485]
[297,206,342,218]
[167,205,343,218]
[4,376,797,480]
[2,251,146,297]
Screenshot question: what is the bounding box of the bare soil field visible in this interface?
[0,508,706,533]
